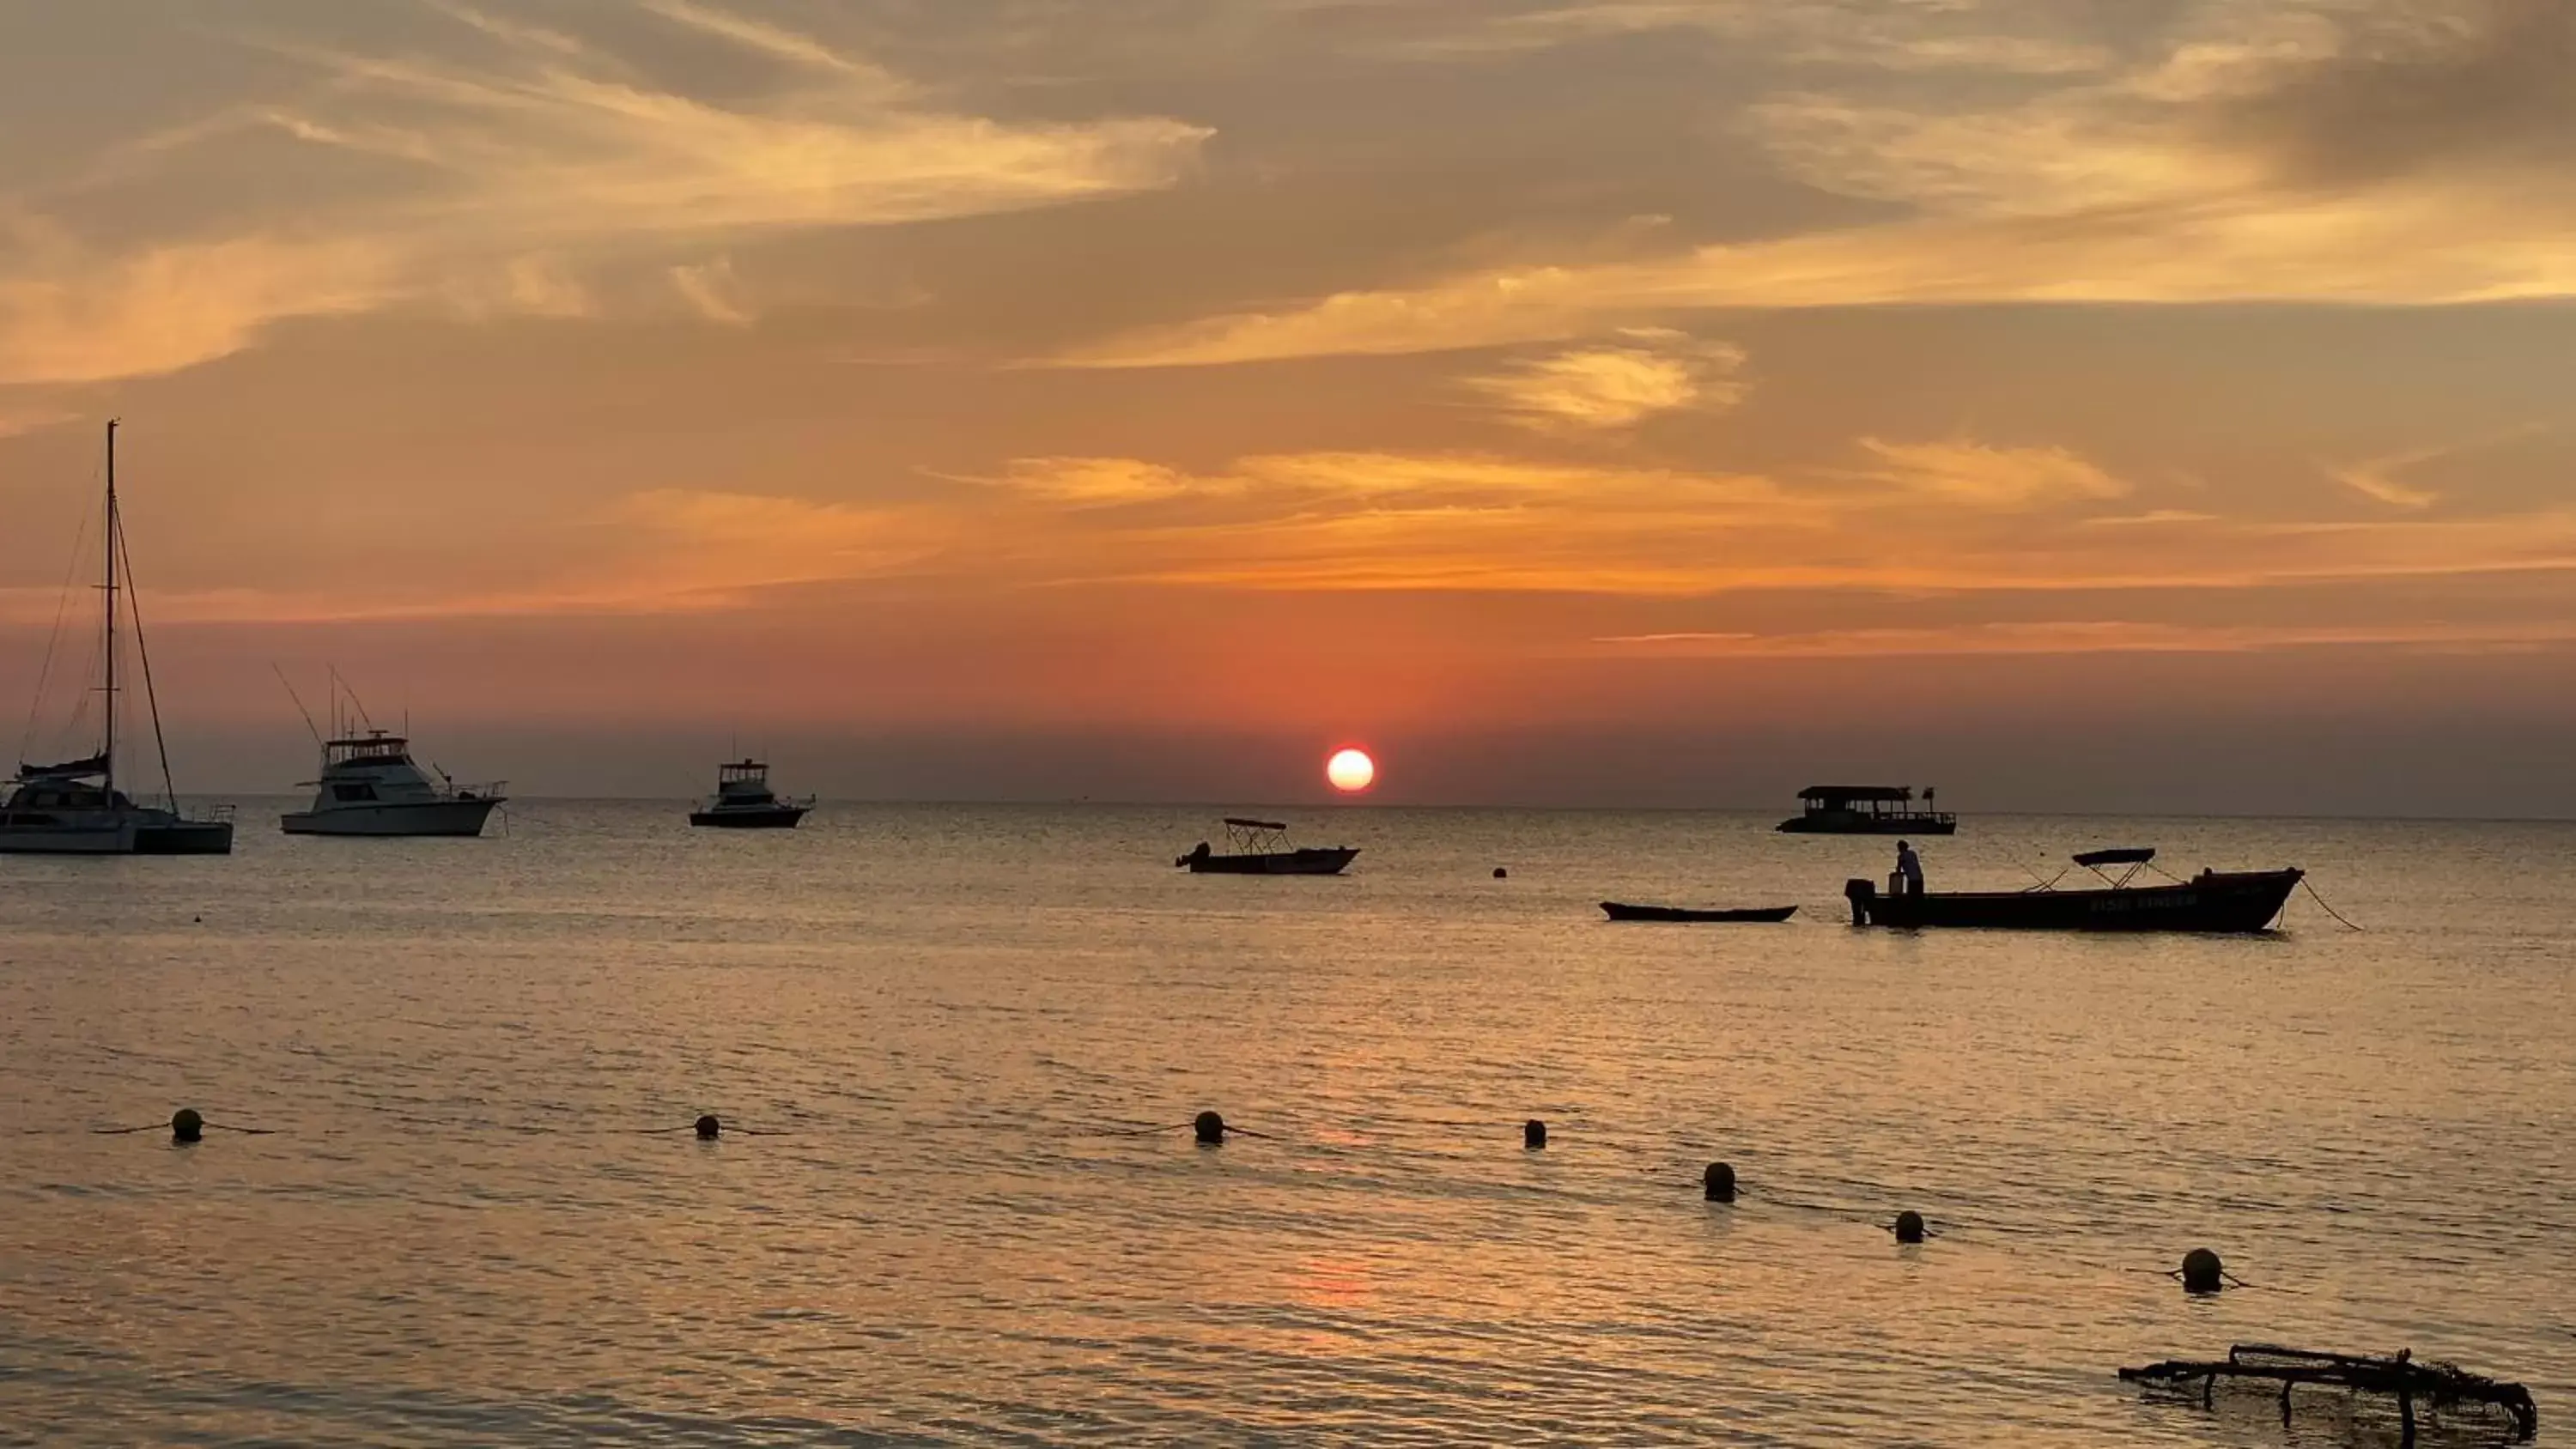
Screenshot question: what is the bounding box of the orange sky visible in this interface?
[3,1,2573,809]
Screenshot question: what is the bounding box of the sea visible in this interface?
[2,803,2570,1446]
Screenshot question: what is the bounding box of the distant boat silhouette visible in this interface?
[1176,818,1357,875]
[689,759,811,828]
[1600,903,1797,923]
[1777,785,1956,835]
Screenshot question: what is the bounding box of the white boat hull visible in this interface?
[281,798,501,837]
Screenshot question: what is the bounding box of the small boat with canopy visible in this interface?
[1844,848,2301,932]
[1176,817,1358,875]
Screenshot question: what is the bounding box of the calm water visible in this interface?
[2,804,2570,1446]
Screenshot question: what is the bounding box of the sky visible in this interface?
[3,0,2573,813]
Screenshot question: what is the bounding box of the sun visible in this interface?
[1326,747,1376,793]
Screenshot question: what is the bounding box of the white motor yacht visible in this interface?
[281,731,504,837]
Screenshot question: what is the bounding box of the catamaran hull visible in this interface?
[1184,847,1359,876]
[281,798,501,837]
[1847,870,2302,932]
[0,820,234,855]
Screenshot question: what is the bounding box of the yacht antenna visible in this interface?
[274,664,326,751]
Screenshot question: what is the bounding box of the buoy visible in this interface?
[1523,1119,1546,1149]
[1194,1110,1226,1145]
[1493,867,1508,879]
[695,1114,720,1140]
[2182,1247,2224,1294]
[170,1108,203,1144]
[1894,1210,1925,1244]
[1704,1161,1736,1202]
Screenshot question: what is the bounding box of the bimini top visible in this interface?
[1224,816,1289,831]
[1798,785,1914,804]
[2073,847,2156,867]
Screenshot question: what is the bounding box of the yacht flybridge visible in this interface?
[0,422,234,855]
[278,680,504,837]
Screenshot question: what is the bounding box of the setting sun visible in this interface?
[1326,748,1376,793]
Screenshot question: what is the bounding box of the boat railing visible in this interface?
[447,780,507,801]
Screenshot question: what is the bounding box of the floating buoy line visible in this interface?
[59,1101,2306,1294]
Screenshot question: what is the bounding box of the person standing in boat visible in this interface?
[1895,840,1925,895]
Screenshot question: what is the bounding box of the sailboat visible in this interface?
[0,421,234,855]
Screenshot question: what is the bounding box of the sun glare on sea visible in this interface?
[1327,748,1376,793]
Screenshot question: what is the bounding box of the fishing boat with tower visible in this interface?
[689,758,812,828]
[276,672,506,837]
[1,421,234,854]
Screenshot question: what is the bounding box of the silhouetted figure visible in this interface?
[1895,840,1924,896]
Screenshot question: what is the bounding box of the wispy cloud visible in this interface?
[1846,438,2129,509]
[1067,1,2576,368]
[2324,424,2550,509]
[0,2,1209,385]
[1464,330,1747,432]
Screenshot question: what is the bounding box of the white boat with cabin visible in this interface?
[688,759,811,828]
[281,729,505,836]
[0,421,234,856]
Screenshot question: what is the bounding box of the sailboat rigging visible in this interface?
[1,421,234,855]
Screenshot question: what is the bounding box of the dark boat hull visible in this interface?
[1848,870,2301,933]
[1601,902,1797,923]
[1183,847,1358,876]
[690,806,809,828]
[1778,815,1957,835]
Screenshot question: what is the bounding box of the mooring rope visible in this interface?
[90,1121,274,1136]
[2299,878,2366,931]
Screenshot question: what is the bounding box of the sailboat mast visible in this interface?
[103,419,118,799]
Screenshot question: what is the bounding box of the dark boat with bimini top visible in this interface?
[689,759,812,828]
[1177,817,1358,875]
[1601,902,1798,923]
[1778,785,1956,835]
[1845,848,2301,933]
[0,421,234,856]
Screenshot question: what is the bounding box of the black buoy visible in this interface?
[1194,1110,1226,1145]
[170,1108,203,1144]
[2181,1247,2224,1294]
[1523,1119,1546,1149]
[1704,1161,1736,1202]
[1493,867,1508,879]
[1894,1210,1925,1244]
[695,1114,720,1140]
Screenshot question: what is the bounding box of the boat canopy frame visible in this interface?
[1222,816,1296,852]
[2026,847,2179,892]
